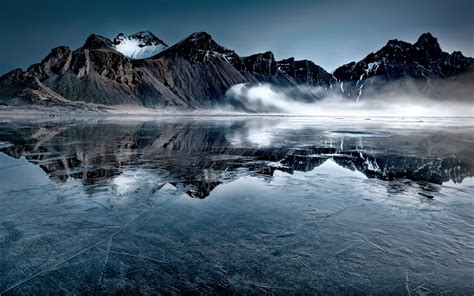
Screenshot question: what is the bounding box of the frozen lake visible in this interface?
[0,116,473,294]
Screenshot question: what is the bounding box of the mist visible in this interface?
[225,83,474,117]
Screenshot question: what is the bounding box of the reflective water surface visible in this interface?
[0,116,473,294]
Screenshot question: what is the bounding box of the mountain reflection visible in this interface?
[0,118,472,198]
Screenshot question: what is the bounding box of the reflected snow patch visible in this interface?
[275,159,368,179]
[112,169,164,197]
[0,141,13,149]
[113,173,140,196]
[160,183,177,191]
[311,159,368,178]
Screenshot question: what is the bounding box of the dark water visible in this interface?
[0,116,473,294]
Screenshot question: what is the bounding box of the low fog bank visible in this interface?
[225,83,474,117]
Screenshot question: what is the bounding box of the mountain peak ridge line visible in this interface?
[0,30,472,111]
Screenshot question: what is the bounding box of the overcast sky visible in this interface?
[1,0,473,74]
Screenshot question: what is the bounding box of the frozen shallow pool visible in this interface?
[0,116,473,294]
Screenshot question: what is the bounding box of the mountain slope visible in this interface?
[136,32,254,108]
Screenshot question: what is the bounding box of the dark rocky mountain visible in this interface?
[135,32,253,108]
[235,52,337,88]
[0,31,318,110]
[0,31,471,111]
[277,57,336,88]
[82,34,115,50]
[333,33,474,101]
[241,52,277,76]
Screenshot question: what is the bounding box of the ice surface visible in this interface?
[0,116,473,294]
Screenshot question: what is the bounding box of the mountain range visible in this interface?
[0,31,472,112]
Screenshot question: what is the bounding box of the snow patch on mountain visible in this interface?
[366,61,380,74]
[114,31,168,59]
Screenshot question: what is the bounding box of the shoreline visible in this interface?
[0,108,473,119]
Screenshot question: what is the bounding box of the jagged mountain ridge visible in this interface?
[1,31,333,109]
[0,31,472,110]
[333,33,473,101]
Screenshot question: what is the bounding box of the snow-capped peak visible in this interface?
[113,31,168,59]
